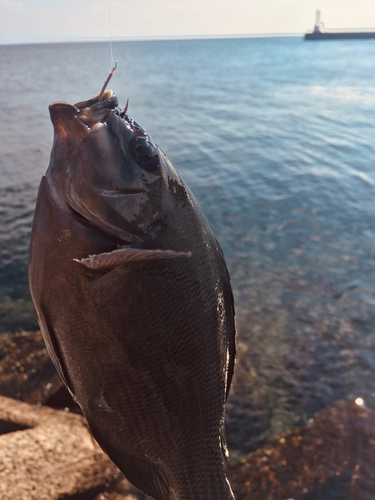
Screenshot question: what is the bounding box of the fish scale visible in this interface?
[29,86,236,500]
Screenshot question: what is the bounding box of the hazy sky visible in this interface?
[1,0,375,44]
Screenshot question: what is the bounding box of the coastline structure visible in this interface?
[305,10,375,40]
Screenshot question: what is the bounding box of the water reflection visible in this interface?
[1,38,375,463]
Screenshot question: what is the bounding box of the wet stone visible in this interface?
[0,395,122,500]
[229,400,375,500]
[93,478,150,500]
[0,330,79,411]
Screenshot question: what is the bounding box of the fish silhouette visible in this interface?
[29,77,236,499]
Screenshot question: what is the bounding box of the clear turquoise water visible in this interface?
[1,37,375,451]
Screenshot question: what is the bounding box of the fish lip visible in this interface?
[74,92,119,129]
[101,188,146,196]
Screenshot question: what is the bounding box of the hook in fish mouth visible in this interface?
[97,61,130,118]
[49,61,134,146]
[99,60,118,102]
[76,61,131,125]
[98,60,130,116]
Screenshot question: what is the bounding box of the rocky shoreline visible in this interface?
[1,330,375,499]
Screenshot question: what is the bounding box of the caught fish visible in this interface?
[29,69,236,500]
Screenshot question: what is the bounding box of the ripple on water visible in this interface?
[1,38,375,449]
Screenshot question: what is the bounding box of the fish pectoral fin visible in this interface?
[74,247,192,272]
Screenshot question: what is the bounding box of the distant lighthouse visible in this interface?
[305,10,375,40]
[315,9,320,26]
[313,9,321,33]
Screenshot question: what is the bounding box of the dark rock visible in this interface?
[0,330,79,411]
[92,478,150,500]
[229,400,375,500]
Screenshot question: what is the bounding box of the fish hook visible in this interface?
[99,60,118,102]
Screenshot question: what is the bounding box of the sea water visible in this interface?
[1,37,375,452]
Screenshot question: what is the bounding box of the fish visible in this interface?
[28,70,236,500]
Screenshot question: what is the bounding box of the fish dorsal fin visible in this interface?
[74,247,192,272]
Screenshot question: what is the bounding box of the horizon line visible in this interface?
[0,32,304,46]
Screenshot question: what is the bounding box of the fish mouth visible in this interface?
[74,89,116,112]
[74,90,119,128]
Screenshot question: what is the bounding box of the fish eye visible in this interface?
[130,136,160,172]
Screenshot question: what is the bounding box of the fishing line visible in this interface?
[106,0,114,67]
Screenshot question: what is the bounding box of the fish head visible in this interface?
[47,89,175,245]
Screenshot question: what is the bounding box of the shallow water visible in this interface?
[1,37,375,452]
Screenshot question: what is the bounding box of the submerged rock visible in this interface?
[0,330,78,411]
[229,400,375,500]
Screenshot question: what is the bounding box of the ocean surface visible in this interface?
[1,36,375,454]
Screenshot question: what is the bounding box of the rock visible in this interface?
[0,330,79,411]
[229,400,375,500]
[3,330,374,500]
[93,478,150,500]
[0,395,122,500]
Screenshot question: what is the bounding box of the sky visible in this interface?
[1,0,375,44]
